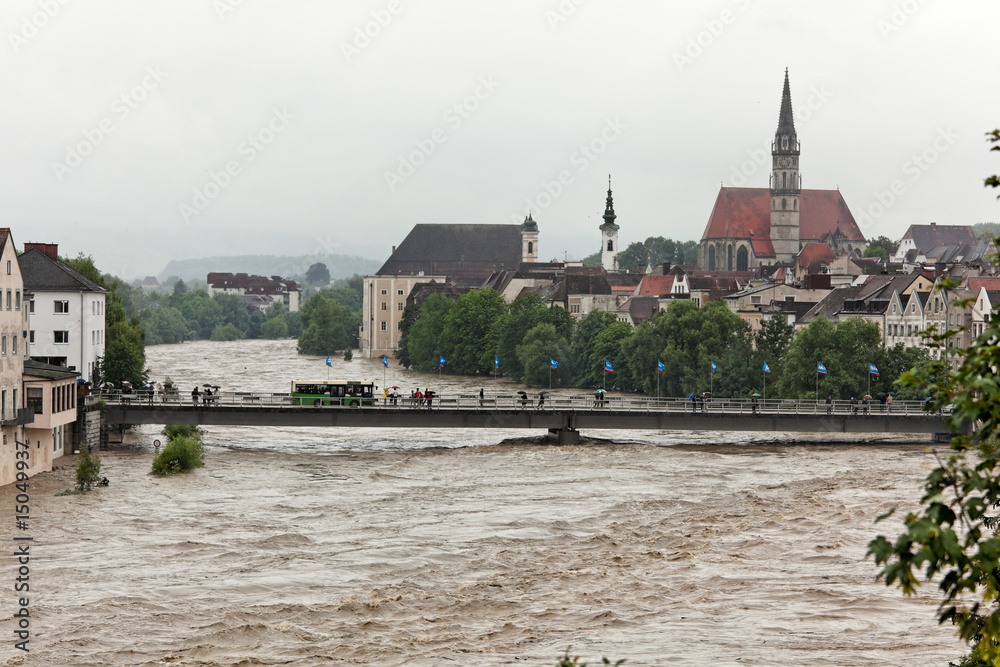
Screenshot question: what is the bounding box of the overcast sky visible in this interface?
[2,0,998,278]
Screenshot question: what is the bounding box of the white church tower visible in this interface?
[520,214,538,263]
[599,176,620,272]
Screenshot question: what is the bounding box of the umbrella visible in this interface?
[863,394,872,400]
[688,393,696,400]
[390,386,400,389]
[539,390,550,395]
[750,392,761,397]
[202,383,213,388]
[517,390,528,397]
[595,389,607,393]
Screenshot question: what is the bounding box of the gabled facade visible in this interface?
[0,230,36,487]
[19,244,106,382]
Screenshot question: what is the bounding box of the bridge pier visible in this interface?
[547,428,580,446]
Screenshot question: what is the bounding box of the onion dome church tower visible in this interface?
[599,176,620,272]
[520,213,539,263]
[769,68,801,264]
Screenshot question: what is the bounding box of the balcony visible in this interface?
[1,408,35,427]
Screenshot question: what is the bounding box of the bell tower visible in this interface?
[599,176,620,272]
[770,69,801,265]
[520,213,538,263]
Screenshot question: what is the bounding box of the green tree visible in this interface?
[863,235,900,262]
[210,323,242,341]
[142,306,191,345]
[583,321,634,389]
[401,294,455,372]
[297,293,359,355]
[213,293,250,335]
[516,323,571,388]
[653,300,746,397]
[755,315,795,388]
[305,262,331,286]
[247,309,266,339]
[261,317,288,339]
[778,318,884,400]
[173,290,222,338]
[440,289,508,375]
[75,446,103,492]
[493,294,552,381]
[570,311,618,386]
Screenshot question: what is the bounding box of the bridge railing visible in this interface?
[99,389,933,417]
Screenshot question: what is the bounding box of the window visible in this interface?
[5,260,9,275]
[527,241,533,255]
[397,303,403,311]
[380,322,387,331]
[54,331,69,344]
[54,300,69,313]
[380,289,387,295]
[1,335,5,356]
[570,304,581,314]
[92,302,96,315]
[911,304,915,313]
[607,240,613,252]
[26,388,42,415]
[708,246,716,271]
[380,303,387,311]
[92,331,96,345]
[15,290,20,311]
[29,331,34,344]
[736,247,749,272]
[397,290,404,296]
[750,296,761,305]
[28,300,34,314]
[12,335,16,356]
[5,290,9,310]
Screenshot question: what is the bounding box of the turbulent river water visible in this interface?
[0,339,969,665]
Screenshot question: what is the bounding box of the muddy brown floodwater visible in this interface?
[0,340,970,665]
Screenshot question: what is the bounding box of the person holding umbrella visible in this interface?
[538,391,548,409]
[518,390,528,409]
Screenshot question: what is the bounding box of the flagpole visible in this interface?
[763,368,766,403]
[816,370,818,402]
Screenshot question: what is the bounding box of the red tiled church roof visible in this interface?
[701,187,865,246]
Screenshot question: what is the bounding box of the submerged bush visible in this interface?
[162,424,202,440]
[151,434,204,476]
[76,446,103,492]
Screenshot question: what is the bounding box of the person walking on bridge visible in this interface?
[191,386,200,406]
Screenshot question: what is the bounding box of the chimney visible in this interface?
[392,245,396,254]
[930,222,937,229]
[25,242,58,259]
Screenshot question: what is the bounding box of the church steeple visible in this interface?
[603,176,617,227]
[599,175,620,272]
[775,68,797,150]
[770,68,801,265]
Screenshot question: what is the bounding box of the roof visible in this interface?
[797,242,836,270]
[700,187,865,244]
[966,277,1000,292]
[23,359,79,381]
[800,286,865,324]
[634,275,675,297]
[619,296,659,325]
[19,248,106,293]
[900,224,977,252]
[377,224,522,284]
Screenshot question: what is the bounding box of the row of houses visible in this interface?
[0,231,105,486]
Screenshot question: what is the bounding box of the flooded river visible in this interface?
[0,340,968,665]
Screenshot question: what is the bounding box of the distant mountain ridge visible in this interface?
[156,254,381,282]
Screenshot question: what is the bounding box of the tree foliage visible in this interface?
[297,293,359,355]
[863,235,900,261]
[868,138,1000,665]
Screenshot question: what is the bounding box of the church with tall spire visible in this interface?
[599,176,620,272]
[696,70,866,272]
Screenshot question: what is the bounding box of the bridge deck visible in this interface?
[101,393,957,436]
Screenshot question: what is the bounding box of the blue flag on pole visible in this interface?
[326,355,332,367]
[817,362,828,375]
[550,358,558,369]
[439,356,446,368]
[494,356,499,369]
[657,359,664,372]
[605,358,614,373]
[711,360,717,374]
[869,363,879,376]
[763,362,771,374]
[383,355,389,368]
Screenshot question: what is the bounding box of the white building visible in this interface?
[206,273,301,312]
[19,243,106,382]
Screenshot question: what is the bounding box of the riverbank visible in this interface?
[0,443,966,666]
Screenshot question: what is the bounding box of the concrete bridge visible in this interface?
[101,393,960,445]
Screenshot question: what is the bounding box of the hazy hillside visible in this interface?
[156,254,381,282]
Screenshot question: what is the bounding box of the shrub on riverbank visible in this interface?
[152,428,204,476]
[75,446,103,491]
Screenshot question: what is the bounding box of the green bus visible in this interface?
[290,380,376,407]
